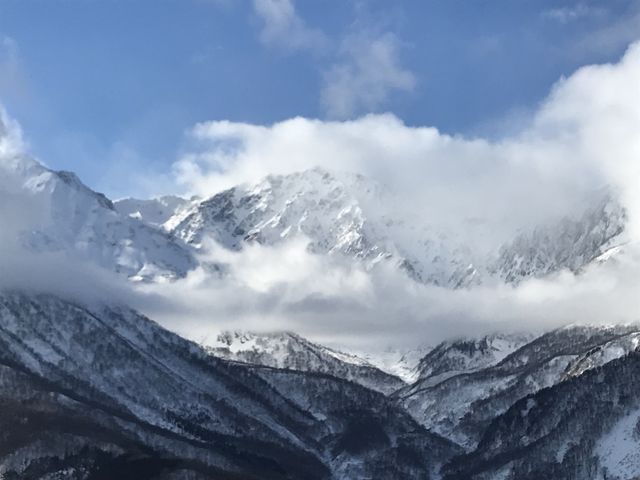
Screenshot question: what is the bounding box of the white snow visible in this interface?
[205,330,405,394]
[597,409,640,479]
[0,154,196,280]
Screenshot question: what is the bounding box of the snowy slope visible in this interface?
[493,193,626,283]
[0,152,196,281]
[414,333,533,387]
[114,195,195,227]
[354,344,434,383]
[167,167,482,287]
[596,408,640,480]
[207,331,406,394]
[166,168,628,288]
[396,326,640,449]
[444,351,640,480]
[0,291,459,479]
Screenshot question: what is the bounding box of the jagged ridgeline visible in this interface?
[1,137,628,287]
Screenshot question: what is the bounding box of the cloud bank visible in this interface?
[136,233,640,353]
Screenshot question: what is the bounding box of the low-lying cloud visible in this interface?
[135,236,640,353]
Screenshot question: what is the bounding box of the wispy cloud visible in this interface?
[252,0,328,52]
[0,106,24,156]
[542,4,605,24]
[542,3,640,59]
[0,36,18,66]
[248,1,416,118]
[321,32,416,119]
[573,6,640,57]
[0,35,28,102]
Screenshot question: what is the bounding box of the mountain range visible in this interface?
[3,134,627,289]
[1,121,640,478]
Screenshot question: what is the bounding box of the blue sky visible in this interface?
[0,0,638,197]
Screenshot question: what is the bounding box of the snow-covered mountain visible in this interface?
[443,350,640,479]
[355,344,434,383]
[166,167,482,287]
[4,288,639,478]
[4,114,640,477]
[395,325,640,449]
[1,106,630,290]
[0,152,196,281]
[206,331,406,394]
[493,193,626,283]
[0,291,459,479]
[162,168,628,288]
[414,333,534,387]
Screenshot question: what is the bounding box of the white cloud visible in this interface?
[542,4,605,24]
[0,35,28,102]
[530,42,640,236]
[248,2,416,116]
[136,232,640,353]
[0,106,25,157]
[252,0,327,52]
[321,32,416,118]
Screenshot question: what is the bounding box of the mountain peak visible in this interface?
[54,170,115,210]
[413,332,533,385]
[207,329,406,394]
[0,152,196,281]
